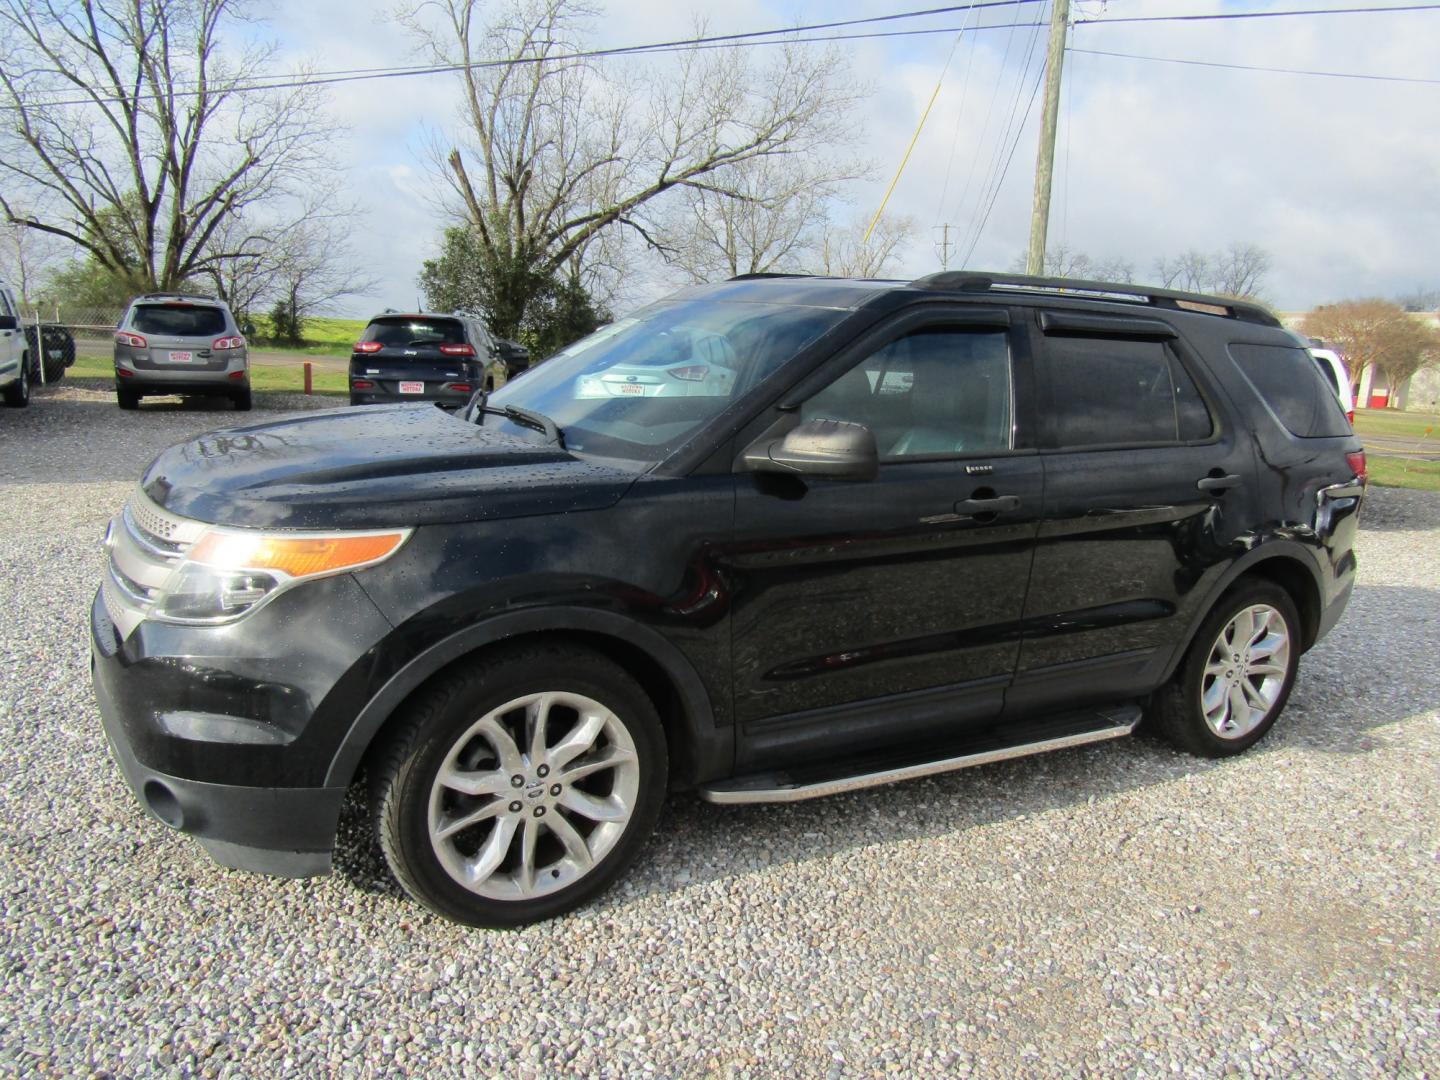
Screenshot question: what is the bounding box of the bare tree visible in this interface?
[661,136,865,282]
[0,0,332,292]
[1008,244,1133,282]
[404,0,862,337]
[203,183,376,331]
[1154,244,1270,300]
[1303,299,1440,394]
[818,215,914,278]
[1209,243,1270,299]
[0,221,65,305]
[1395,286,1440,313]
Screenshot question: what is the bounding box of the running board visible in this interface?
[698,704,1141,804]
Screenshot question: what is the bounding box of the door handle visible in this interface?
[954,494,1021,515]
[1196,473,1242,492]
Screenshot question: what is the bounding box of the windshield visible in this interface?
[131,304,227,337]
[483,300,847,463]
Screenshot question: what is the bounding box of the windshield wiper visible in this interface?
[461,391,565,449]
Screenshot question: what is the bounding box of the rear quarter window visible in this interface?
[131,304,227,337]
[1229,343,1351,438]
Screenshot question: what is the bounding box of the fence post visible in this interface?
[304,361,313,396]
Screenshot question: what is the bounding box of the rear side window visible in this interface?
[1312,355,1340,395]
[1043,335,1214,448]
[364,317,465,347]
[1229,344,1351,437]
[131,304,226,337]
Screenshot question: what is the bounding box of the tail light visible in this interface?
[115,331,147,348]
[667,365,710,381]
[449,382,473,394]
[116,367,135,378]
[1346,450,1367,482]
[354,341,383,354]
[439,343,476,357]
[1346,410,1355,426]
[351,379,375,390]
[227,370,246,380]
[213,335,245,350]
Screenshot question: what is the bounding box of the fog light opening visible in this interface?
[142,779,184,829]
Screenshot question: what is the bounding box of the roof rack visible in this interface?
[727,272,814,282]
[908,271,1280,328]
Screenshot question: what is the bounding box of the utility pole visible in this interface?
[934,223,956,270]
[1025,0,1070,276]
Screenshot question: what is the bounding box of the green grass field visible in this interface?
[1352,408,1440,442]
[1366,456,1440,492]
[67,354,349,396]
[247,315,368,358]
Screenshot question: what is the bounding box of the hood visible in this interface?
[141,404,639,528]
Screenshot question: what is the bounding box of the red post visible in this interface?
[304,361,313,396]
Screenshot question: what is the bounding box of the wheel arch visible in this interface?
[1160,543,1325,684]
[327,607,728,790]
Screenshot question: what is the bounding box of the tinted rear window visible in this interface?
[131,304,226,337]
[364,317,465,347]
[1229,344,1351,437]
[1043,335,1214,448]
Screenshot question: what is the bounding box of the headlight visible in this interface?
[149,527,411,624]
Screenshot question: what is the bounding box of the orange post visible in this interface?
[304,361,313,396]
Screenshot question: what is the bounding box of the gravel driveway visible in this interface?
[2,388,1436,1078]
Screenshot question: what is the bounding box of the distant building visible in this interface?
[1279,310,1440,410]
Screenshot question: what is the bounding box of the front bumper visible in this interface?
[89,582,381,878]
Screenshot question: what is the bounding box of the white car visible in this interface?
[1309,347,1354,425]
[575,328,739,399]
[0,283,30,408]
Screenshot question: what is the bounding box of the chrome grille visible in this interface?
[103,487,206,639]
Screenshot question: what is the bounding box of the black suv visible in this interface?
[91,273,1365,927]
[350,310,506,408]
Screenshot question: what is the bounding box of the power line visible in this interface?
[4,3,1050,110]
[1074,2,1440,24]
[960,61,1048,266]
[1070,47,1440,85]
[8,1,1437,110]
[958,3,1050,264]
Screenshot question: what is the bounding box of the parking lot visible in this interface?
[1,386,1436,1077]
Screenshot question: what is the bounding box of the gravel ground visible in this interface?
[1,388,1437,1078]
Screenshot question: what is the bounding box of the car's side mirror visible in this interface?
[743,418,879,481]
[0,315,17,332]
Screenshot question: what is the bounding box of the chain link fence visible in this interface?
[15,305,122,384]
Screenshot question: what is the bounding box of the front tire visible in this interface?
[1152,580,1300,757]
[2,354,29,407]
[370,644,667,927]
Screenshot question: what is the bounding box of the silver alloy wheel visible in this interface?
[427,691,640,901]
[1200,603,1292,739]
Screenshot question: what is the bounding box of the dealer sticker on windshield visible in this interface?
[399,381,424,394]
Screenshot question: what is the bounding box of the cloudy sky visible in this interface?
[260,0,1440,315]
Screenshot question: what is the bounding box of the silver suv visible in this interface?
[113,294,251,410]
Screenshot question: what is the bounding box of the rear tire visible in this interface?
[369,643,667,928]
[1152,580,1301,758]
[116,387,140,410]
[3,355,30,407]
[233,387,253,411]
